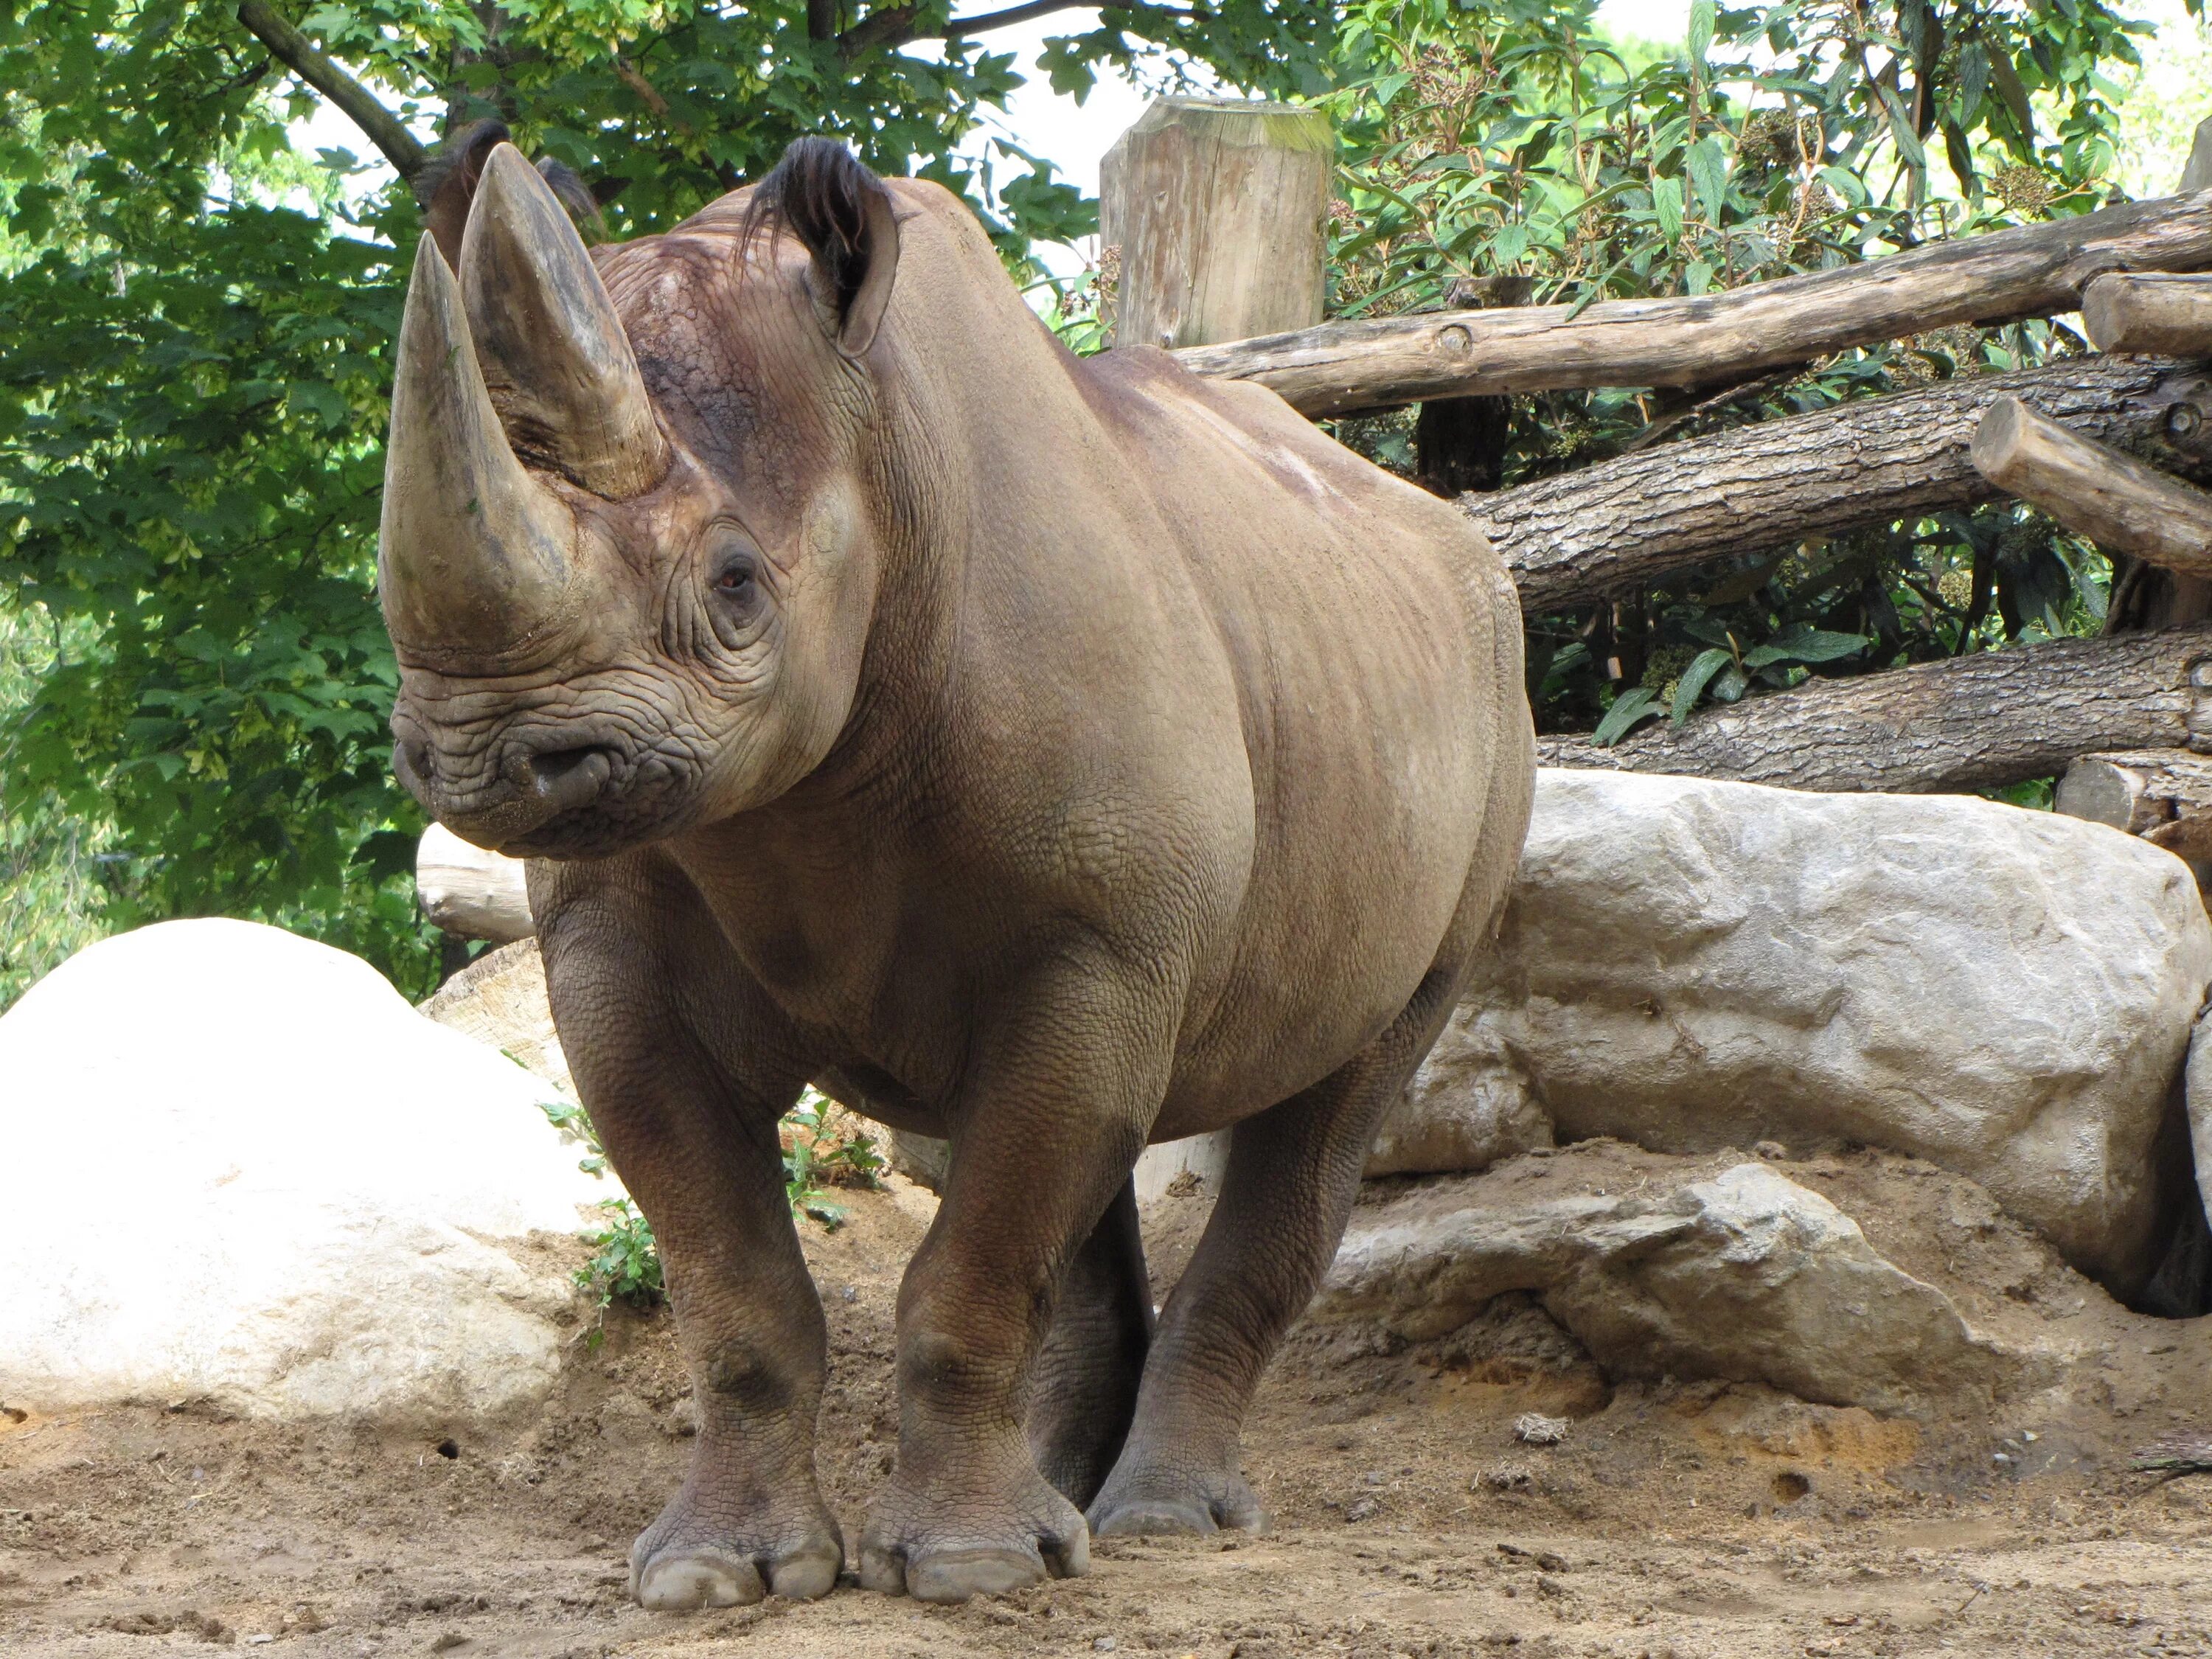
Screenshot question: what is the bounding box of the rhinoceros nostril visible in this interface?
[526,745,615,815]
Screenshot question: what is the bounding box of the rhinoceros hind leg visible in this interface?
[1088,961,1469,1540]
[1027,1178,1153,1509]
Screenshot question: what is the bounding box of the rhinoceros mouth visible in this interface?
[394,712,706,861]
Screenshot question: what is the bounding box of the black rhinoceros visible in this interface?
[378,133,1534,1608]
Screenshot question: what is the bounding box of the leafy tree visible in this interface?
[0,0,1328,1007]
[1318,0,2181,748]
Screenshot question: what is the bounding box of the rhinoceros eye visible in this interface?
[713,553,756,597]
[704,538,768,649]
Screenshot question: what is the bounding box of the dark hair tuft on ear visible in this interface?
[417,119,606,265]
[739,137,891,318]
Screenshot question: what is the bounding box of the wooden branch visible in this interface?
[838,0,1121,52]
[1482,355,2212,612]
[417,824,533,943]
[2082,274,2212,358]
[2056,748,2212,833]
[1175,189,2212,416]
[1536,625,2212,795]
[235,1,426,182]
[1972,396,2212,576]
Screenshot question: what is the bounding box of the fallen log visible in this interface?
[1536,625,2212,794]
[1972,396,2212,575]
[2083,273,2212,358]
[2056,748,2212,834]
[417,822,534,942]
[1484,355,2212,612]
[1176,189,2212,417]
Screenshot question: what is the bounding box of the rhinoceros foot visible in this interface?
[1088,1465,1263,1539]
[856,1457,1090,1603]
[626,1498,842,1610]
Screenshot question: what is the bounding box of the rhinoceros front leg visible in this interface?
[856,959,1170,1604]
[535,861,842,1612]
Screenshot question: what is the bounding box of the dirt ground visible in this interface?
[8,1161,2212,1659]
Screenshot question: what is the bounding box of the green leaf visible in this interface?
[1652,173,1684,241]
[1688,0,1716,74]
[1741,627,1870,668]
[1671,648,1735,724]
[1686,136,1729,225]
[1592,687,1664,748]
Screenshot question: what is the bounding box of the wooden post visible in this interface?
[1099,97,1331,352]
[2185,116,2212,195]
[2082,273,2212,358]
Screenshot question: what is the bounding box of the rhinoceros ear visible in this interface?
[745,138,901,358]
[419,119,606,269]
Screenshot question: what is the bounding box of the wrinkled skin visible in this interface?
[381,140,1535,1609]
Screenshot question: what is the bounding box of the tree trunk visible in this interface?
[1175,187,2212,416]
[1480,355,2212,613]
[1536,625,2212,794]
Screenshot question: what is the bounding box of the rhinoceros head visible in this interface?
[379,139,900,858]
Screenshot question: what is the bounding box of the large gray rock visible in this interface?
[1380,771,2211,1295]
[1318,1150,1996,1416]
[0,920,608,1425]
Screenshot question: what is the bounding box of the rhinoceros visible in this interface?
[378,135,1534,1607]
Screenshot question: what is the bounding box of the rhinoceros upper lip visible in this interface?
[427,744,616,850]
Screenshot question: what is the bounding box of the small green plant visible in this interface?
[781,1086,888,1231]
[577,1197,664,1312]
[538,1084,884,1331]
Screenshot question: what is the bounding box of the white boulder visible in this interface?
[0,919,608,1425]
[1318,1151,1994,1416]
[1380,771,2211,1295]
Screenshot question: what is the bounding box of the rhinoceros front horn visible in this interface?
[459,144,669,500]
[379,234,580,658]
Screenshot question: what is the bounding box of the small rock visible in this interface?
[1512,1413,1570,1446]
[1093,1638,1118,1652]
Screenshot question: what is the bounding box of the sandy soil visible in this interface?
[7,1163,2212,1659]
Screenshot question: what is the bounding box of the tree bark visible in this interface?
[2083,273,2212,358]
[1175,189,2212,417]
[1972,396,2212,575]
[1535,626,2212,794]
[1480,355,2212,613]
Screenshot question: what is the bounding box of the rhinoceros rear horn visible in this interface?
[459,143,669,501]
[380,235,580,657]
